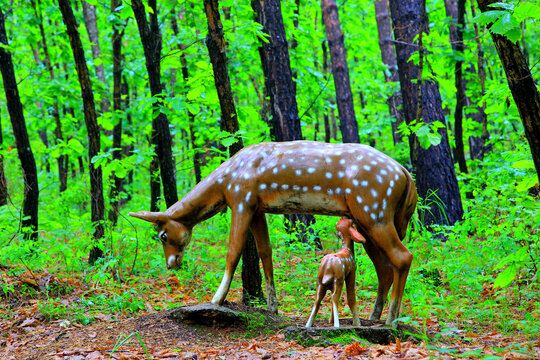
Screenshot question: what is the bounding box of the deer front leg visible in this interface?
[211,210,253,305]
[362,239,393,321]
[345,272,359,326]
[250,211,278,313]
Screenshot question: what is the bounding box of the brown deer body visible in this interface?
[130,140,417,325]
[306,218,366,328]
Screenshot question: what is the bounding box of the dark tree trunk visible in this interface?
[204,0,264,305]
[445,0,468,173]
[477,0,540,182]
[321,0,359,144]
[58,0,104,260]
[121,77,134,202]
[132,0,178,208]
[252,0,320,249]
[109,0,124,225]
[374,0,403,144]
[0,8,39,240]
[82,1,111,114]
[0,115,8,206]
[389,0,464,226]
[290,0,300,91]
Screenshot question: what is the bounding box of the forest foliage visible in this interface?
[0,0,539,347]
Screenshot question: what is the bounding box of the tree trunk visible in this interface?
[0,114,8,206]
[374,0,403,144]
[58,0,105,261]
[81,1,111,114]
[477,0,540,182]
[132,0,178,209]
[445,0,468,173]
[0,8,39,240]
[109,0,124,225]
[321,0,359,144]
[389,0,464,227]
[251,0,320,249]
[204,0,264,306]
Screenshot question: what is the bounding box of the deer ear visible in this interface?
[129,211,169,225]
[349,226,366,244]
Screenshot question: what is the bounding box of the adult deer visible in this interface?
[130,141,417,325]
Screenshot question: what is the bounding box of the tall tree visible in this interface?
[477,0,540,184]
[251,0,320,248]
[321,0,359,144]
[132,0,178,209]
[81,1,111,114]
[204,0,264,305]
[31,0,68,192]
[109,0,124,225]
[389,0,464,226]
[0,8,39,240]
[58,0,105,261]
[374,0,403,145]
[0,115,7,206]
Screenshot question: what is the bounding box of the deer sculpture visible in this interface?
[306,217,366,328]
[130,140,417,325]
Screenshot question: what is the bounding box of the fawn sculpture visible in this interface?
[306,218,366,328]
[130,141,417,325]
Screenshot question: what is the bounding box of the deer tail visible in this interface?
[394,168,418,241]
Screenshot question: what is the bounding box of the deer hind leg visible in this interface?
[345,271,359,326]
[330,280,344,327]
[369,224,413,326]
[306,283,326,327]
[211,210,254,306]
[250,211,278,313]
[362,239,394,321]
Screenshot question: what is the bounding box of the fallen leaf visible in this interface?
[18,318,38,328]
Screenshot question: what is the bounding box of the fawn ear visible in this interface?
[349,226,366,244]
[129,211,168,226]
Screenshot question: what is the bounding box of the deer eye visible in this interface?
[159,231,167,242]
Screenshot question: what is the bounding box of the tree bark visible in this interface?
[251,0,320,249]
[132,0,178,209]
[374,0,403,144]
[389,0,464,226]
[321,0,359,144]
[445,0,468,173]
[477,0,540,183]
[0,8,39,240]
[0,114,8,206]
[58,0,105,261]
[204,0,264,305]
[81,1,111,114]
[109,0,124,225]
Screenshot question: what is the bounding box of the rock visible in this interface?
[170,303,247,327]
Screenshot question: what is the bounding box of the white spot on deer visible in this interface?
[356,155,364,161]
[345,188,351,194]
[327,188,334,195]
[335,187,342,194]
[314,185,322,192]
[380,169,388,176]
[363,165,371,171]
[394,173,400,181]
[364,205,370,212]
[347,149,355,154]
[338,171,345,178]
[281,164,287,169]
[261,151,268,157]
[260,166,266,173]
[238,203,244,212]
[351,165,359,172]
[361,180,369,187]
[339,159,346,165]
[295,169,302,176]
[356,196,363,204]
[387,187,393,196]
[390,180,395,188]
[225,168,230,174]
[293,185,301,191]
[302,186,309,192]
[370,160,378,166]
[386,164,393,172]
[373,202,379,210]
[336,151,343,156]
[379,211,384,219]
[271,183,278,190]
[234,185,240,192]
[243,173,250,180]
[227,184,232,190]
[383,199,387,210]
[288,158,295,163]
[325,157,332,164]
[232,171,237,177]
[281,184,289,190]
[240,161,245,167]
[376,175,383,183]
[245,191,252,202]
[371,189,378,198]
[325,172,333,179]
[217,177,224,184]
[394,165,400,172]
[352,179,359,186]
[307,167,316,174]
[370,213,377,221]
[272,167,278,175]
[259,183,267,190]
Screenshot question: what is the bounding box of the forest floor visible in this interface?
[1,269,539,359]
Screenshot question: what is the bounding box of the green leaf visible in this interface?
[490,13,519,36]
[514,2,540,21]
[488,2,514,11]
[427,132,442,146]
[494,264,517,288]
[511,160,534,169]
[473,10,506,26]
[416,124,430,137]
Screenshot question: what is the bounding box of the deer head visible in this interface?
[129,211,192,269]
[336,218,365,244]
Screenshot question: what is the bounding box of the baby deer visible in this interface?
[305,217,366,328]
